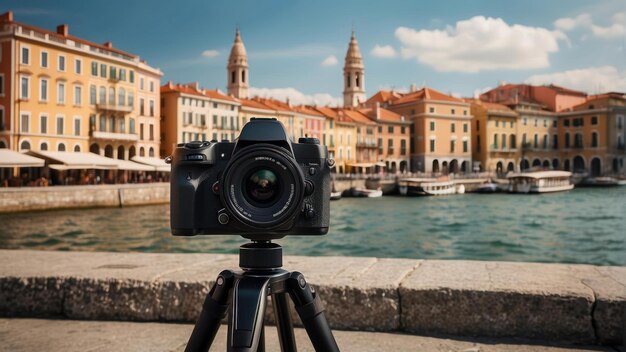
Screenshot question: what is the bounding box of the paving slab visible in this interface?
[0,318,614,352]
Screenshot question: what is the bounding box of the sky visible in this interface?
[3,0,625,106]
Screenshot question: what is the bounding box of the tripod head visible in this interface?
[239,240,283,271]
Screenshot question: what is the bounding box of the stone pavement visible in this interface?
[0,318,615,352]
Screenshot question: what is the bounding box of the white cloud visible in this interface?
[555,12,626,39]
[249,87,342,107]
[201,50,220,58]
[371,45,397,58]
[554,13,592,31]
[526,66,626,93]
[395,16,562,73]
[321,55,338,67]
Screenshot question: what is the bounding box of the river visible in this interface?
[0,188,624,266]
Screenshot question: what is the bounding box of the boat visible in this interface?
[350,187,383,198]
[577,177,626,187]
[330,191,342,200]
[398,178,456,196]
[507,171,574,194]
[474,181,499,193]
[365,177,398,195]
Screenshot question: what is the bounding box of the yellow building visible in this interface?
[558,93,626,176]
[314,106,357,174]
[0,11,161,160]
[469,100,519,173]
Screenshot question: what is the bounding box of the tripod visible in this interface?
[185,241,340,352]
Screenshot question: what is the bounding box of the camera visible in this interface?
[169,118,332,240]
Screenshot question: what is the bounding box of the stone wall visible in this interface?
[0,183,170,213]
[0,250,624,346]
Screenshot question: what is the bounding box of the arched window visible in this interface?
[40,142,48,151]
[493,134,498,149]
[90,85,96,105]
[74,145,80,152]
[58,143,66,152]
[231,71,235,84]
[149,147,155,157]
[140,147,145,157]
[20,141,31,150]
[0,140,7,148]
[242,70,246,83]
[108,87,115,105]
[356,73,360,88]
[347,74,351,88]
[510,134,516,149]
[591,132,598,147]
[501,134,507,149]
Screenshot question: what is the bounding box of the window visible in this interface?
[533,134,538,148]
[75,59,82,74]
[119,69,126,81]
[100,63,107,78]
[108,115,115,132]
[21,46,30,65]
[109,87,115,105]
[430,121,435,131]
[54,116,63,135]
[91,61,98,76]
[150,81,154,92]
[618,116,623,129]
[534,119,537,127]
[99,86,106,104]
[378,126,382,133]
[40,114,47,133]
[118,117,125,133]
[58,143,65,152]
[40,142,48,151]
[401,126,406,134]
[140,98,145,115]
[99,114,106,132]
[129,118,135,134]
[74,86,81,105]
[149,124,154,141]
[388,126,394,133]
[575,133,583,148]
[89,114,96,132]
[502,134,507,149]
[21,113,29,132]
[20,140,31,150]
[477,136,481,152]
[553,134,558,149]
[451,123,455,133]
[57,82,65,104]
[463,140,468,153]
[463,123,468,133]
[592,132,598,147]
[543,119,547,127]
[450,140,455,152]
[129,70,134,83]
[495,120,499,127]
[451,109,455,115]
[553,120,557,128]
[74,117,81,136]
[74,145,80,152]
[90,85,96,105]
[41,51,48,68]
[591,116,598,125]
[429,107,435,113]
[40,78,48,101]
[150,100,154,116]
[430,139,435,152]
[0,74,3,96]
[493,134,498,149]
[118,88,125,106]
[476,120,480,131]
[140,77,144,90]
[543,134,548,149]
[58,55,66,71]
[128,90,134,107]
[401,139,407,155]
[565,133,570,148]
[564,119,570,127]
[140,123,144,140]
[21,76,30,99]
[110,66,116,79]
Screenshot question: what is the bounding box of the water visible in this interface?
[0,188,624,266]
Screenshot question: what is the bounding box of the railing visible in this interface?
[96,103,133,113]
[90,131,138,141]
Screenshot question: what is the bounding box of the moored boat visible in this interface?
[365,177,398,195]
[475,182,498,193]
[577,177,626,187]
[350,187,383,198]
[330,191,342,200]
[398,178,456,196]
[507,171,574,194]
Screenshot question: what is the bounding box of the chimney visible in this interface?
[286,98,291,107]
[104,42,113,48]
[410,83,417,92]
[57,24,69,36]
[376,102,380,120]
[1,11,13,23]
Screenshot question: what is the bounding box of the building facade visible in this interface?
[0,11,161,160]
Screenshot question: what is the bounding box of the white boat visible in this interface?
[398,178,456,196]
[507,171,574,194]
[330,191,342,200]
[350,188,383,198]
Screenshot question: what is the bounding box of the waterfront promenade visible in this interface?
[1,250,624,348]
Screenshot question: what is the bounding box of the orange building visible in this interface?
[0,11,162,160]
[359,104,411,173]
[314,106,357,174]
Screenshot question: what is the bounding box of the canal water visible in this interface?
[0,188,624,266]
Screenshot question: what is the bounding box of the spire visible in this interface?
[343,31,365,108]
[227,28,249,99]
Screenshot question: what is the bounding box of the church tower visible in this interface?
[227,28,249,99]
[343,31,365,107]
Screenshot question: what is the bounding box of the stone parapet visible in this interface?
[0,250,623,346]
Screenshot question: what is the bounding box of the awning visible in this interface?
[27,151,119,170]
[0,149,45,167]
[115,159,155,171]
[131,156,171,172]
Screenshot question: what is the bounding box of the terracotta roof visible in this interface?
[392,87,464,105]
[313,106,339,120]
[467,99,514,113]
[365,90,401,105]
[543,84,587,97]
[359,107,407,123]
[238,98,274,111]
[160,82,238,102]
[342,109,375,125]
[251,98,294,113]
[293,105,324,117]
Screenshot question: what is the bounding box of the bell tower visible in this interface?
[343,31,365,107]
[227,28,249,99]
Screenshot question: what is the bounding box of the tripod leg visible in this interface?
[287,272,339,352]
[256,326,265,352]
[228,276,272,352]
[185,270,235,352]
[272,292,297,352]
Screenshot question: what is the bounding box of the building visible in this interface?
[314,106,357,174]
[0,11,162,160]
[377,87,473,174]
[343,32,365,108]
[342,109,378,173]
[469,100,519,173]
[558,93,626,176]
[360,104,411,173]
[159,82,240,156]
[227,29,249,99]
[480,83,587,113]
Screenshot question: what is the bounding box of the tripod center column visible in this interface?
[239,241,283,270]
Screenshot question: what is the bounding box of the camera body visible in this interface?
[169,118,331,240]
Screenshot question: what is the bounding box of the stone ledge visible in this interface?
[0,250,623,346]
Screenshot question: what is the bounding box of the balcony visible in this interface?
[96,103,133,113]
[356,141,378,148]
[90,130,138,142]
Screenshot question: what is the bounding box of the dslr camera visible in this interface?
[169,118,332,240]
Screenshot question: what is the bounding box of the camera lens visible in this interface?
[220,144,305,229]
[245,169,279,204]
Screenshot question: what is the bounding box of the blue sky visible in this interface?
[3,0,625,105]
